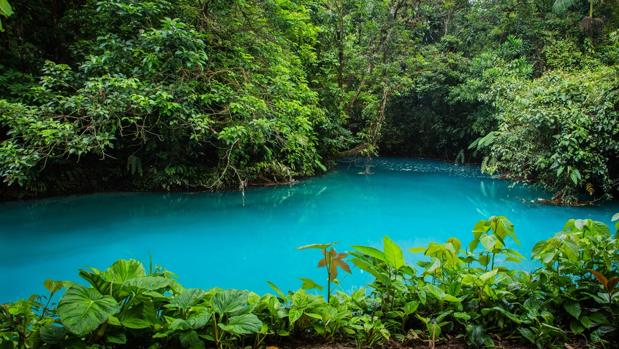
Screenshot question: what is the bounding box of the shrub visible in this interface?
[1,215,617,348]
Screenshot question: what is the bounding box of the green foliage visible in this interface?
[0,0,11,31]
[0,0,618,200]
[1,216,618,348]
[475,67,619,202]
[57,286,120,336]
[298,242,351,302]
[553,0,581,14]
[0,0,329,195]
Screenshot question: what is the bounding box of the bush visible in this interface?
[475,67,619,202]
[1,216,617,348]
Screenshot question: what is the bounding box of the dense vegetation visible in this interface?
[2,2,618,348]
[1,215,618,348]
[0,0,618,203]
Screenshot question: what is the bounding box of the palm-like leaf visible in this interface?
[319,248,351,280]
[552,0,579,14]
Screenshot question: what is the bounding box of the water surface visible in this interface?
[1,158,617,302]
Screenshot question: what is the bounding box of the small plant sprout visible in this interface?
[297,242,351,302]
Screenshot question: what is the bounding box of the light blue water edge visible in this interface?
[1,157,618,302]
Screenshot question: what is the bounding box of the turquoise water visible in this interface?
[1,158,618,302]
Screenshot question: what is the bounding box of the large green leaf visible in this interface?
[492,216,519,244]
[124,276,173,291]
[0,0,12,17]
[383,236,405,269]
[563,302,581,319]
[218,314,262,335]
[58,285,120,336]
[39,324,67,344]
[351,245,386,262]
[480,234,500,251]
[212,290,248,316]
[350,257,390,283]
[168,288,204,311]
[103,259,146,283]
[187,307,212,329]
[79,270,111,294]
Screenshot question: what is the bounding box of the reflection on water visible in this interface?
[1,158,617,302]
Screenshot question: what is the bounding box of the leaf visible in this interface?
[39,324,67,344]
[518,328,536,344]
[563,302,581,319]
[44,279,64,293]
[121,316,152,329]
[478,254,490,266]
[480,234,499,251]
[612,213,619,222]
[383,236,405,269]
[0,0,13,17]
[408,246,426,253]
[288,308,302,325]
[79,270,111,294]
[169,318,192,331]
[580,315,593,329]
[124,276,172,291]
[424,284,459,302]
[315,160,327,172]
[482,307,522,324]
[589,312,609,326]
[447,237,462,252]
[219,314,262,335]
[103,259,146,283]
[590,270,608,288]
[425,257,441,274]
[569,168,581,185]
[480,269,498,283]
[493,216,518,244]
[570,319,584,334]
[541,251,557,264]
[297,243,334,250]
[426,323,442,338]
[58,285,120,336]
[299,278,323,291]
[212,290,248,316]
[351,245,386,262]
[472,219,489,236]
[187,307,211,329]
[403,301,419,315]
[350,257,389,283]
[106,333,127,344]
[333,254,351,274]
[267,281,287,300]
[453,312,471,321]
[169,288,204,311]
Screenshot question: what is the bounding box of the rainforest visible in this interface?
[0,0,618,348]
